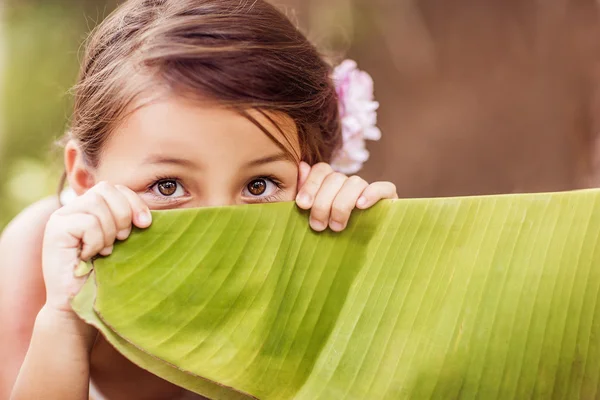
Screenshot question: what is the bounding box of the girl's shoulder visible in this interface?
[0,196,61,252]
[0,195,61,300]
[0,196,61,315]
[0,196,61,289]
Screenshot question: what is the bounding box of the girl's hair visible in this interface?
[68,0,342,168]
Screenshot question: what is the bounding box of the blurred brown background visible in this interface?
[1,0,600,229]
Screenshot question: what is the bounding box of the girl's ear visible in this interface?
[64,140,95,196]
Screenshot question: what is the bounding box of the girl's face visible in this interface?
[74,96,301,209]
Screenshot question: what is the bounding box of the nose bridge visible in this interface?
[194,168,240,208]
[202,193,236,207]
[199,176,238,208]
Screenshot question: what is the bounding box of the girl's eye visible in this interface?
[243,178,279,199]
[152,180,185,198]
[248,179,267,196]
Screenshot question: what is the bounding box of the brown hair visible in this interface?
[67,0,342,169]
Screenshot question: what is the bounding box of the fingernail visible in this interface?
[310,218,326,231]
[297,193,311,207]
[357,197,368,208]
[117,228,131,241]
[100,246,113,256]
[137,211,152,226]
[329,220,345,232]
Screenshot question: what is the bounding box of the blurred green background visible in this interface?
[0,0,119,228]
[2,0,600,230]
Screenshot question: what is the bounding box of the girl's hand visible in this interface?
[295,161,397,232]
[42,182,152,314]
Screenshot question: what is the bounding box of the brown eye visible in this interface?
[157,180,178,196]
[242,177,280,201]
[247,179,267,196]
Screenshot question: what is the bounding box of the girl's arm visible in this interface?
[5,183,152,400]
[0,198,94,399]
[10,306,96,399]
[0,198,57,398]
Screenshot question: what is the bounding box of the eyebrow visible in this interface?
[142,152,292,169]
[142,156,200,168]
[244,152,293,168]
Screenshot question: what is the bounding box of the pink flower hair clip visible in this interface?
[330,59,382,175]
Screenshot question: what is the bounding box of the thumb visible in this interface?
[297,161,311,189]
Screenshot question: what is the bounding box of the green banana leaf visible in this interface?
[72,190,600,399]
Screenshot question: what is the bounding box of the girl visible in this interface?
[0,0,397,398]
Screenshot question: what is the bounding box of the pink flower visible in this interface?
[330,60,381,174]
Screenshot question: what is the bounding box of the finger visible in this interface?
[59,190,117,249]
[99,246,114,257]
[296,162,334,210]
[357,182,398,209]
[61,214,106,261]
[329,176,369,231]
[115,185,152,229]
[309,172,347,231]
[93,182,134,240]
[297,161,311,189]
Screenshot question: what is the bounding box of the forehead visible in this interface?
[101,95,300,167]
